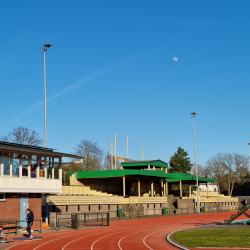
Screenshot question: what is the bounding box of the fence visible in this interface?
[114,205,239,220]
[57,217,73,231]
[50,205,240,230]
[56,212,110,231]
[71,212,109,229]
[0,219,43,235]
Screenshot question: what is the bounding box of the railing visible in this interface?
[115,206,239,220]
[0,219,43,235]
[224,205,250,224]
[48,205,239,231]
[56,212,110,231]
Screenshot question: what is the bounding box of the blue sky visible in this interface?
[0,1,250,166]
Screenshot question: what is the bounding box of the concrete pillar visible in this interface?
[151,179,154,197]
[148,165,150,170]
[180,181,182,197]
[138,178,140,197]
[189,185,191,197]
[165,168,168,173]
[153,166,155,170]
[123,176,125,197]
[166,182,168,195]
[45,193,49,226]
[161,181,163,196]
[206,183,208,197]
[52,166,54,180]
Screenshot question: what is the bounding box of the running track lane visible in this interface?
[5,211,243,250]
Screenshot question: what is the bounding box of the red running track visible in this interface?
[5,212,243,250]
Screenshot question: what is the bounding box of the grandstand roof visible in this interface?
[71,169,217,183]
[121,160,168,169]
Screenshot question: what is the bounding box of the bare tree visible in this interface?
[205,153,248,195]
[205,153,228,193]
[191,163,204,177]
[1,126,43,146]
[103,152,121,170]
[74,139,104,171]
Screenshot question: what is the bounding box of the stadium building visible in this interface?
[46,159,238,218]
[0,141,81,230]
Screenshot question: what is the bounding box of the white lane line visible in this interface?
[142,226,182,250]
[118,225,178,250]
[118,231,139,250]
[63,227,151,250]
[33,231,108,250]
[5,229,96,250]
[90,225,166,250]
[61,230,115,250]
[32,227,117,250]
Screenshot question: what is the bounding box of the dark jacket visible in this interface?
[27,211,34,223]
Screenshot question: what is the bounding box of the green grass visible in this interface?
[174,229,250,248]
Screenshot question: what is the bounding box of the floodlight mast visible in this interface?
[191,112,199,213]
[248,142,250,172]
[42,43,52,148]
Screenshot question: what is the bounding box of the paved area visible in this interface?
[0,211,246,250]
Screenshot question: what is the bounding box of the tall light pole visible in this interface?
[126,136,129,159]
[191,112,199,213]
[248,143,250,172]
[42,43,52,148]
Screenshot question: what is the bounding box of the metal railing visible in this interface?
[0,219,43,235]
[115,205,239,220]
[48,205,239,230]
[55,212,110,231]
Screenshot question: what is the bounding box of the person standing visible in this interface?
[26,209,34,239]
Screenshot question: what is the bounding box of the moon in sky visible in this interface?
[173,57,178,62]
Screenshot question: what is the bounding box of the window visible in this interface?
[3,153,11,157]
[54,158,60,163]
[31,155,37,161]
[0,194,5,201]
[30,161,37,178]
[13,153,21,159]
[46,157,52,162]
[3,159,10,175]
[47,163,52,179]
[39,163,45,177]
[12,159,20,177]
[54,163,60,179]
[22,161,29,177]
[40,156,46,161]
[22,155,29,159]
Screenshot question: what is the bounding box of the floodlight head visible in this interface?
[43,43,52,48]
[248,142,250,145]
[191,112,198,117]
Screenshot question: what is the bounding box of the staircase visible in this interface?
[224,205,250,225]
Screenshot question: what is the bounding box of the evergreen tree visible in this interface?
[169,147,192,173]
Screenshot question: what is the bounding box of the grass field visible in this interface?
[174,229,250,248]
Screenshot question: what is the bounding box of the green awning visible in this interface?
[71,169,217,183]
[121,160,168,169]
